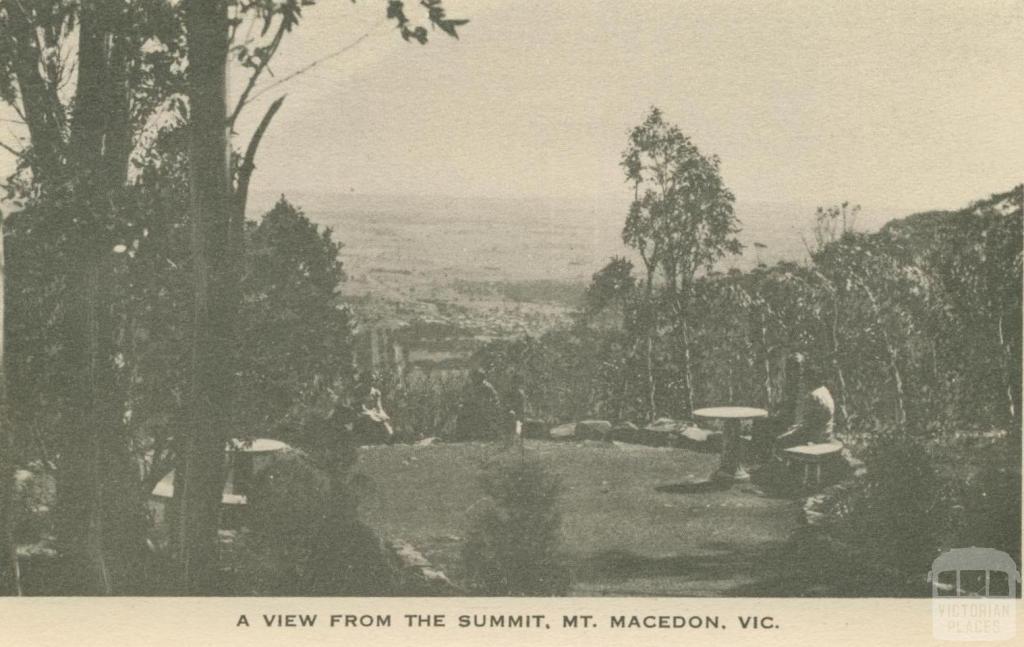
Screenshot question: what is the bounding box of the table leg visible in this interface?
[232,452,254,497]
[714,419,750,482]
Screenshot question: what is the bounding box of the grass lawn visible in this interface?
[355,439,801,596]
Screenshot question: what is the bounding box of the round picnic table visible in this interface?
[693,406,768,483]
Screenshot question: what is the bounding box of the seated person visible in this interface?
[775,382,835,448]
[750,353,836,465]
[353,381,395,445]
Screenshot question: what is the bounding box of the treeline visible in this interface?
[476,184,1022,444]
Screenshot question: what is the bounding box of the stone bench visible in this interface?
[781,441,845,488]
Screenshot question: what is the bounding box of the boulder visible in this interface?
[610,421,643,444]
[643,418,691,446]
[522,419,547,439]
[679,426,723,452]
[644,417,691,433]
[549,422,577,440]
[575,420,613,440]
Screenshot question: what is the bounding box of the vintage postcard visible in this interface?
[0,0,1021,645]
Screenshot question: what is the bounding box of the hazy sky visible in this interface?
[228,0,1022,213]
[2,1,1021,213]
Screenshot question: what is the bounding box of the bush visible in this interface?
[791,427,954,595]
[851,436,950,584]
[379,370,465,441]
[950,446,1021,568]
[232,448,396,595]
[460,454,570,595]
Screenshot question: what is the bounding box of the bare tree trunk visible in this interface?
[642,270,657,421]
[860,283,907,429]
[997,315,1017,425]
[828,293,850,431]
[669,276,695,416]
[56,0,141,595]
[679,314,695,415]
[0,219,22,596]
[177,0,233,594]
[759,309,773,408]
[881,328,908,429]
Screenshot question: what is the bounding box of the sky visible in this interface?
[229,0,1024,213]
[2,1,1022,214]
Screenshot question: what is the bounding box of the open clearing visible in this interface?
[356,440,801,596]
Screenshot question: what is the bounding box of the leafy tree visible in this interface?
[583,256,637,326]
[237,197,354,440]
[0,0,468,594]
[621,107,741,416]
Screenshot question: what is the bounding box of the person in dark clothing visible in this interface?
[752,353,838,491]
[750,352,808,463]
[455,369,503,441]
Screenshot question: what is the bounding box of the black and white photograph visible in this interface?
[0,0,1020,630]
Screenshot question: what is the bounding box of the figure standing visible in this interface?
[505,374,528,446]
[455,369,502,441]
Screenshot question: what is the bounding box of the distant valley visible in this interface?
[247,191,901,372]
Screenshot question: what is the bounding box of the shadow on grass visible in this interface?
[654,480,732,495]
[574,539,863,597]
[574,542,792,592]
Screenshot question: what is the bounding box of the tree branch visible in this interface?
[228,17,287,130]
[0,139,22,157]
[234,94,286,220]
[246,17,386,105]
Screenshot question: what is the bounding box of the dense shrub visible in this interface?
[378,370,465,441]
[846,435,951,586]
[788,426,1023,597]
[460,454,570,595]
[231,448,396,595]
[949,447,1021,568]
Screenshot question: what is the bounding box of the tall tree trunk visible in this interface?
[881,329,908,429]
[996,313,1021,465]
[759,309,773,409]
[828,292,849,432]
[642,270,656,421]
[177,0,232,594]
[55,0,142,595]
[3,0,142,594]
[0,219,21,596]
[678,313,695,415]
[860,283,907,430]
[669,275,695,416]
